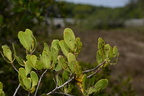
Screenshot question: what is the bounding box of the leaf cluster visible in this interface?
[0,28,119,96]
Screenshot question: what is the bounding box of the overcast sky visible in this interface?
[62,0,129,8]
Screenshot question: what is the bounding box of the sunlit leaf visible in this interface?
[18,29,33,51]
[59,40,70,57]
[64,28,76,51]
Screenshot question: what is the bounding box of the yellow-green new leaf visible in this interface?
[30,71,38,87]
[19,68,27,78]
[64,28,76,51]
[25,61,32,75]
[18,29,33,51]
[1,45,13,62]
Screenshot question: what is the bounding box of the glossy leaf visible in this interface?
[64,28,76,51]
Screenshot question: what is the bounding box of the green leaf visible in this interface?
[0,82,3,89]
[31,35,37,52]
[18,29,33,51]
[19,68,27,78]
[82,74,87,92]
[26,55,37,67]
[74,63,82,76]
[42,43,51,59]
[56,75,63,86]
[64,28,76,51]
[94,79,108,92]
[1,45,13,62]
[69,61,77,73]
[23,78,32,90]
[113,46,119,57]
[40,55,51,69]
[25,61,32,75]
[34,60,44,70]
[41,43,51,69]
[30,71,38,87]
[62,70,69,81]
[51,40,60,51]
[75,37,82,54]
[98,37,105,50]
[96,50,104,64]
[67,53,76,63]
[88,87,97,95]
[51,47,59,65]
[15,56,25,66]
[59,40,70,57]
[55,63,62,71]
[0,90,5,96]
[58,55,69,71]
[104,44,113,60]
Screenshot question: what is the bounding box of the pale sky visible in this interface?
[62,0,129,8]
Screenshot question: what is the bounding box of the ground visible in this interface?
[72,28,144,96]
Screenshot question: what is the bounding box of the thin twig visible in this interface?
[87,63,105,78]
[82,61,106,73]
[13,84,20,96]
[34,69,48,96]
[11,62,18,72]
[53,92,74,96]
[46,76,75,95]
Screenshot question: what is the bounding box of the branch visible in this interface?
[82,61,106,74]
[46,76,74,95]
[13,84,20,96]
[53,92,74,96]
[11,62,18,72]
[34,69,48,96]
[87,62,105,78]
